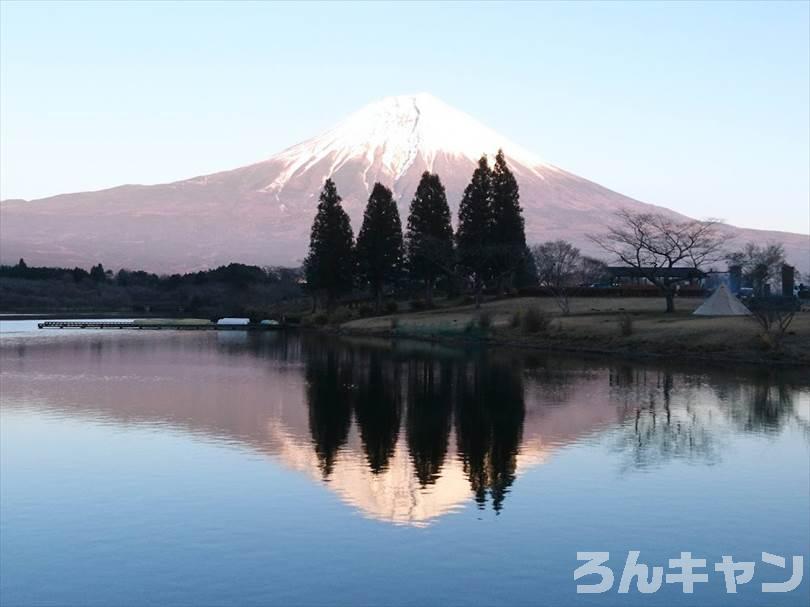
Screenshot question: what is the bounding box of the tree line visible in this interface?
[304,150,534,311]
[2,259,300,289]
[0,260,303,316]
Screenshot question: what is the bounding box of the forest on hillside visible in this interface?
[0,261,305,318]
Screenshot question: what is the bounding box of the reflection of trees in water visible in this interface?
[611,367,720,470]
[300,337,527,512]
[522,353,602,409]
[455,357,525,512]
[352,352,402,474]
[219,332,303,363]
[406,360,453,487]
[709,371,798,435]
[609,363,807,471]
[304,344,354,478]
[299,334,807,505]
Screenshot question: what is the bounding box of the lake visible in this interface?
[1,322,808,606]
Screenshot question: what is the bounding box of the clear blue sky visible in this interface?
[1,0,808,233]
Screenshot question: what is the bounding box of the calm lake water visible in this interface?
[1,321,808,606]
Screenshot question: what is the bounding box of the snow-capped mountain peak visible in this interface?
[267,93,551,192]
[2,93,807,274]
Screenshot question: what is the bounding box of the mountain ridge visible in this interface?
[2,93,808,273]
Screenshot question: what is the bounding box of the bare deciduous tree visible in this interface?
[579,256,610,286]
[532,240,582,314]
[748,298,799,350]
[589,209,725,313]
[726,242,789,295]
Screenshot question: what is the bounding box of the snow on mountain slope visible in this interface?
[1,93,808,273]
[267,93,551,187]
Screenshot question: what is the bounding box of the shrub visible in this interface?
[328,308,353,325]
[748,299,799,351]
[477,310,493,331]
[245,307,267,324]
[312,312,329,326]
[358,304,375,317]
[384,301,399,314]
[522,307,550,334]
[618,313,634,337]
[409,299,427,311]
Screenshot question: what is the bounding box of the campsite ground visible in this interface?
[339,296,810,366]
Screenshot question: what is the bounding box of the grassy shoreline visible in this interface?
[334,296,810,367]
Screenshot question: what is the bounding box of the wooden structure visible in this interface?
[37,321,284,331]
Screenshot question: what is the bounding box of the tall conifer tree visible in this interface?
[515,244,539,287]
[405,172,454,305]
[456,156,493,307]
[304,179,355,310]
[490,150,527,292]
[356,183,404,312]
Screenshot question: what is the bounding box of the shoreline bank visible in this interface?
[329,296,810,368]
[330,325,809,369]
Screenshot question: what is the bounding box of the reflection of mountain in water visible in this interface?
[301,338,529,518]
[1,332,806,526]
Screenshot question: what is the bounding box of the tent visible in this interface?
[693,284,750,316]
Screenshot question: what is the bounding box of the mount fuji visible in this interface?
[2,93,807,273]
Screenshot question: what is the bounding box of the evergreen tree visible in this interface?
[405,172,454,306]
[490,150,527,292]
[90,263,107,283]
[456,156,493,307]
[515,245,538,288]
[356,183,404,312]
[304,179,355,311]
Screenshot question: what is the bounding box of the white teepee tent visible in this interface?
[693,284,751,316]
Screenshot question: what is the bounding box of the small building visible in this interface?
[216,317,250,326]
[607,267,706,287]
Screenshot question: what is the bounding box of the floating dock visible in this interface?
[37,321,283,331]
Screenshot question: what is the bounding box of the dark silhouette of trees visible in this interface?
[579,255,611,286]
[515,245,539,288]
[304,179,355,311]
[356,183,404,313]
[726,242,788,295]
[406,360,454,486]
[353,352,402,474]
[456,156,494,308]
[405,172,455,306]
[456,152,529,304]
[71,267,90,283]
[717,371,798,434]
[455,357,525,512]
[490,150,527,292]
[304,343,354,478]
[90,263,107,283]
